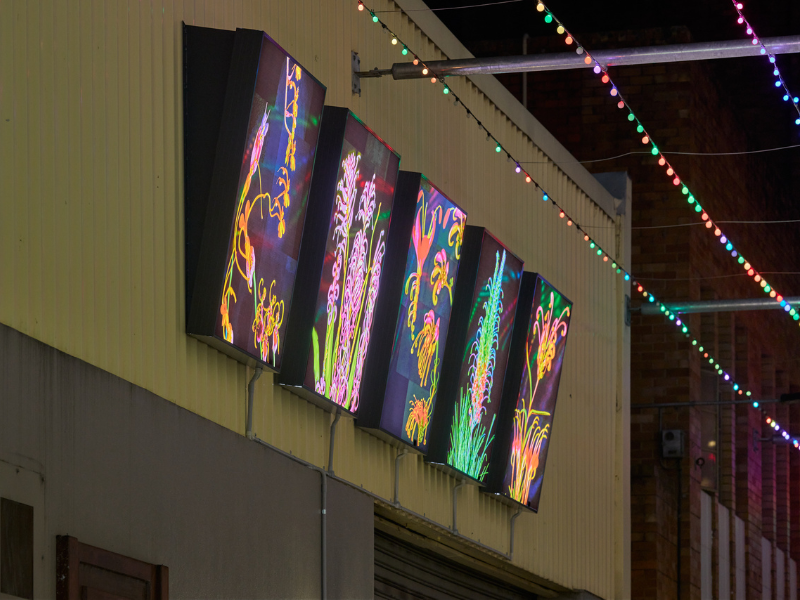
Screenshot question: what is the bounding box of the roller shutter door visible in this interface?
[375,530,537,600]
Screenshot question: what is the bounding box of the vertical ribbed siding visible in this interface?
[0,0,621,596]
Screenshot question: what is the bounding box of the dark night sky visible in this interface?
[423,0,800,150]
[422,0,800,228]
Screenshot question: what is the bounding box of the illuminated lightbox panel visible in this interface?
[358,174,467,452]
[426,227,524,483]
[185,26,326,370]
[277,108,401,414]
[485,273,573,511]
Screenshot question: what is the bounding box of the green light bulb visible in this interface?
[694,204,702,213]
[651,146,659,155]
[443,86,449,94]
[544,14,553,23]
[738,256,745,264]
[371,12,378,22]
[637,125,644,133]
[597,249,603,256]
[681,187,689,195]
[402,46,408,55]
[590,242,596,249]
[628,114,635,121]
[692,340,697,345]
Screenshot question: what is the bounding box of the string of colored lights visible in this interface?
[727,0,800,127]
[529,1,800,332]
[355,0,763,413]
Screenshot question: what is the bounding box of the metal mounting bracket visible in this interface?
[351,51,361,96]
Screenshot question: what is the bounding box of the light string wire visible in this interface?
[527,2,800,327]
[530,0,800,439]
[356,1,765,414]
[728,0,800,126]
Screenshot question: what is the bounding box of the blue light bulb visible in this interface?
[784,94,790,101]
[542,193,549,201]
[794,97,799,103]
[775,80,782,87]
[726,242,733,251]
[774,69,780,76]
[770,56,776,63]
[731,250,738,257]
[624,274,630,281]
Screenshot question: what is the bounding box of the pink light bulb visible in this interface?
[737,16,744,24]
[747,27,753,34]
[593,65,601,74]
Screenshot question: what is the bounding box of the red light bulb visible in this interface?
[641,136,649,144]
[658,157,666,166]
[666,167,674,176]
[565,36,573,45]
[559,210,565,218]
[673,177,680,186]
[567,219,573,226]
[617,101,624,108]
[584,234,590,241]
[754,274,761,282]
[748,269,755,276]
[714,228,721,236]
[705,221,713,229]
[701,212,709,221]
[637,285,644,293]
[601,74,610,83]
[358,0,364,10]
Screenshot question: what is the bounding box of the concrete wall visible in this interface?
[0,323,374,599]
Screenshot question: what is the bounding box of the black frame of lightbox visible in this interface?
[483,272,573,510]
[183,24,326,370]
[277,107,404,415]
[425,226,524,483]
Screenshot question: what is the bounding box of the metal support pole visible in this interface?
[246,366,263,440]
[633,398,780,409]
[394,449,410,506]
[361,35,800,80]
[509,508,523,560]
[452,480,467,534]
[639,297,800,315]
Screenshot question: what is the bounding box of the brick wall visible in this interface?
[470,25,800,600]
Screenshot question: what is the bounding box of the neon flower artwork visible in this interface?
[212,35,326,370]
[378,178,465,451]
[503,278,572,509]
[405,367,437,447]
[431,249,454,306]
[405,191,442,336]
[411,310,440,386]
[306,119,399,413]
[447,250,506,480]
[445,206,467,260]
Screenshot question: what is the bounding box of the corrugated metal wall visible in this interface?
[0,0,620,596]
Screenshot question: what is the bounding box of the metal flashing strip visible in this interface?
[390,0,617,219]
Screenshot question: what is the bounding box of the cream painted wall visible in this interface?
[0,1,626,596]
